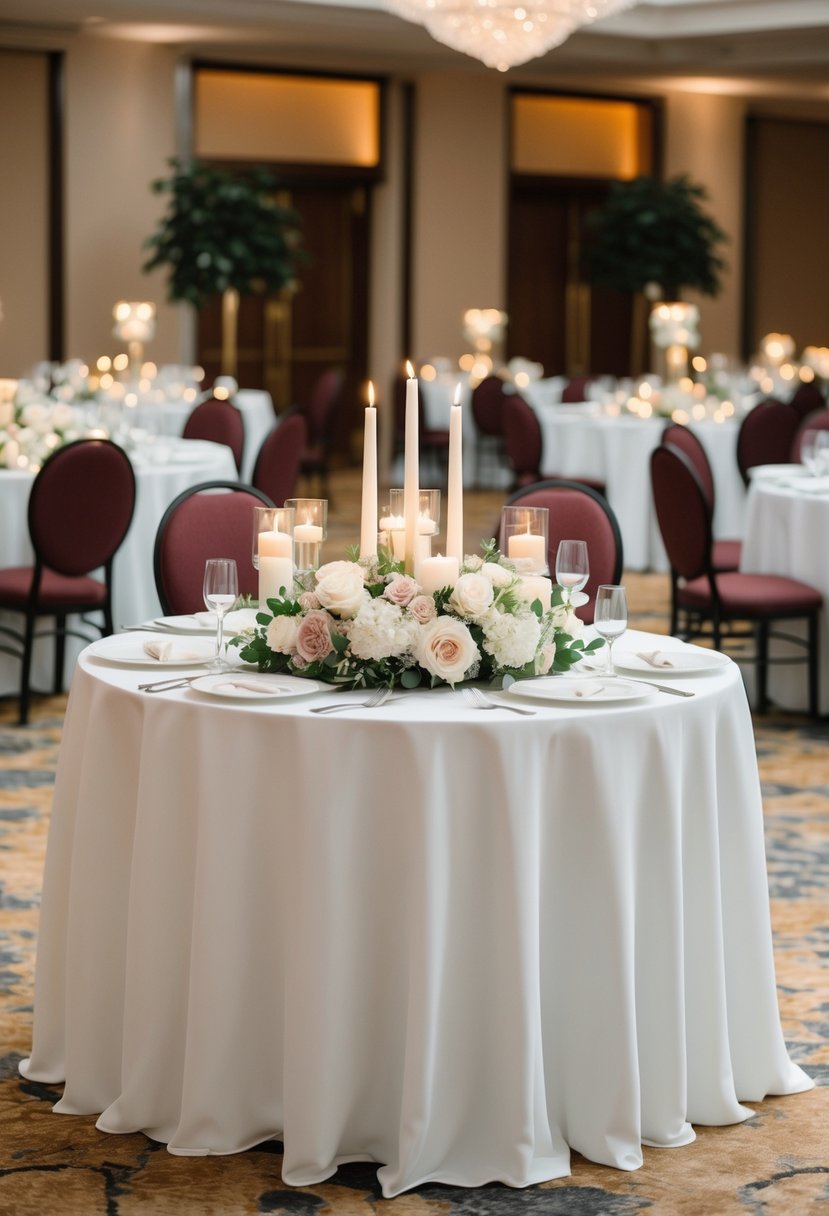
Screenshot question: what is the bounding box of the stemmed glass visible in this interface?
[555,539,589,607]
[801,429,829,477]
[203,559,239,673]
[593,584,628,676]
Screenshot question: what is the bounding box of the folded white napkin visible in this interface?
[571,681,605,699]
[637,650,675,668]
[143,639,209,663]
[213,679,288,695]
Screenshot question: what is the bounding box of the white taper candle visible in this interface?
[360,380,378,558]
[446,383,463,562]
[403,362,419,575]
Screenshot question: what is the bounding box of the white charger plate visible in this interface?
[89,636,216,667]
[190,673,327,700]
[507,676,654,705]
[612,647,730,676]
[154,609,258,634]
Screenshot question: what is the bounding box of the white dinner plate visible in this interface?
[154,609,259,634]
[612,647,730,676]
[189,673,327,700]
[507,676,654,705]
[89,636,216,667]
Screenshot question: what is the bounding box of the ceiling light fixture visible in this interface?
[383,0,637,71]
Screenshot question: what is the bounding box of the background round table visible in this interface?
[21,630,810,1197]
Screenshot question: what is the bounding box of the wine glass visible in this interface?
[555,539,589,608]
[593,584,628,676]
[203,559,239,673]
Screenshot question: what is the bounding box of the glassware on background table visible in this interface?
[555,539,589,607]
[381,488,440,562]
[285,498,328,574]
[203,559,239,672]
[800,429,829,477]
[593,584,628,676]
[500,505,549,573]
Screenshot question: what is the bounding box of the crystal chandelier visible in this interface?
[384,0,636,72]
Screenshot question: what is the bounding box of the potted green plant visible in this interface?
[143,158,305,377]
[584,174,727,378]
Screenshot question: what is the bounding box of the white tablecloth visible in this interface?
[740,471,829,713]
[129,390,275,483]
[522,398,744,572]
[0,439,238,696]
[21,629,810,1197]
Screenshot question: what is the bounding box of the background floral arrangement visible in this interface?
[0,383,88,471]
[238,542,604,689]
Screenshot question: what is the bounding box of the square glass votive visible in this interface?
[501,505,549,574]
[387,488,441,561]
[285,498,328,573]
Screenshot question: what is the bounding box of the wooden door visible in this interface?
[507,179,646,378]
[197,180,370,459]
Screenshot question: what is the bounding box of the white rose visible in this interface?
[449,572,494,621]
[564,610,584,637]
[314,564,367,619]
[416,616,479,685]
[21,403,48,427]
[266,614,299,654]
[481,561,514,588]
[464,554,484,572]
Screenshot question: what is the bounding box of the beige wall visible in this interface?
[663,91,746,360]
[64,35,181,366]
[411,72,507,363]
[0,51,49,376]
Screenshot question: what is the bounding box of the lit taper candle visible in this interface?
[360,380,378,558]
[446,383,463,562]
[403,361,419,575]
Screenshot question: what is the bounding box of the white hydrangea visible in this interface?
[348,596,418,660]
[481,609,541,670]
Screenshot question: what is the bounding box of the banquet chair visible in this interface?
[153,481,274,615]
[183,396,245,473]
[561,376,595,403]
[502,394,605,496]
[660,423,741,572]
[299,366,345,498]
[789,382,826,421]
[500,479,623,624]
[471,376,507,485]
[735,398,800,486]
[252,410,307,506]
[790,407,829,460]
[650,444,821,714]
[0,438,136,725]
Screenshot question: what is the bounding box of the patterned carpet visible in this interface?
[1,483,827,1213]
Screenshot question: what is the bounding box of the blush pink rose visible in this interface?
[409,594,437,624]
[384,574,419,607]
[298,591,321,610]
[295,610,335,663]
[416,616,478,684]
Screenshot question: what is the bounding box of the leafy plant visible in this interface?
[584,174,726,300]
[143,158,305,307]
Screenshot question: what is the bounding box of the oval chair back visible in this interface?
[153,481,274,615]
[791,407,829,460]
[789,382,826,421]
[183,397,245,473]
[501,479,623,623]
[735,398,800,486]
[252,411,308,506]
[660,422,715,509]
[502,394,542,488]
[471,376,506,439]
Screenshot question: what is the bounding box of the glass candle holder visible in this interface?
[385,488,441,561]
[253,505,295,606]
[500,505,549,574]
[285,498,328,574]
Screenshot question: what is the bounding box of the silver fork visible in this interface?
[310,687,395,714]
[464,686,536,716]
[139,674,203,692]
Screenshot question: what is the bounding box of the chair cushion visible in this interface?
[0,566,107,610]
[711,539,742,572]
[678,571,822,616]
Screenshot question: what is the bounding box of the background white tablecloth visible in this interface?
[21,630,810,1197]
[0,438,238,696]
[740,474,829,713]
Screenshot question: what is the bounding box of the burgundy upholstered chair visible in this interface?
[790,407,829,461]
[650,444,821,714]
[502,394,605,496]
[561,376,595,404]
[471,376,506,485]
[500,479,623,624]
[299,366,345,497]
[789,382,826,421]
[183,396,245,473]
[735,398,800,486]
[252,411,308,506]
[153,481,274,616]
[660,423,741,572]
[0,438,136,724]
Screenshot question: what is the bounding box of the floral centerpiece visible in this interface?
[0,384,86,471]
[237,541,604,689]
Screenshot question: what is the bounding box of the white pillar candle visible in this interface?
[360,381,378,559]
[403,362,419,576]
[517,575,553,613]
[259,530,292,558]
[418,554,460,596]
[293,524,323,544]
[508,530,546,572]
[446,384,463,562]
[258,529,294,605]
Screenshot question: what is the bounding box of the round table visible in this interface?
[129,390,275,483]
[740,469,829,713]
[0,438,238,696]
[20,629,810,1197]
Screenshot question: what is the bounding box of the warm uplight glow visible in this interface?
[692,356,707,373]
[459,354,476,373]
[420,364,436,381]
[113,353,129,372]
[96,356,112,373]
[99,373,114,390]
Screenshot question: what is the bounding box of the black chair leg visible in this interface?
[53,614,66,694]
[19,612,36,726]
[807,611,820,718]
[756,619,769,714]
